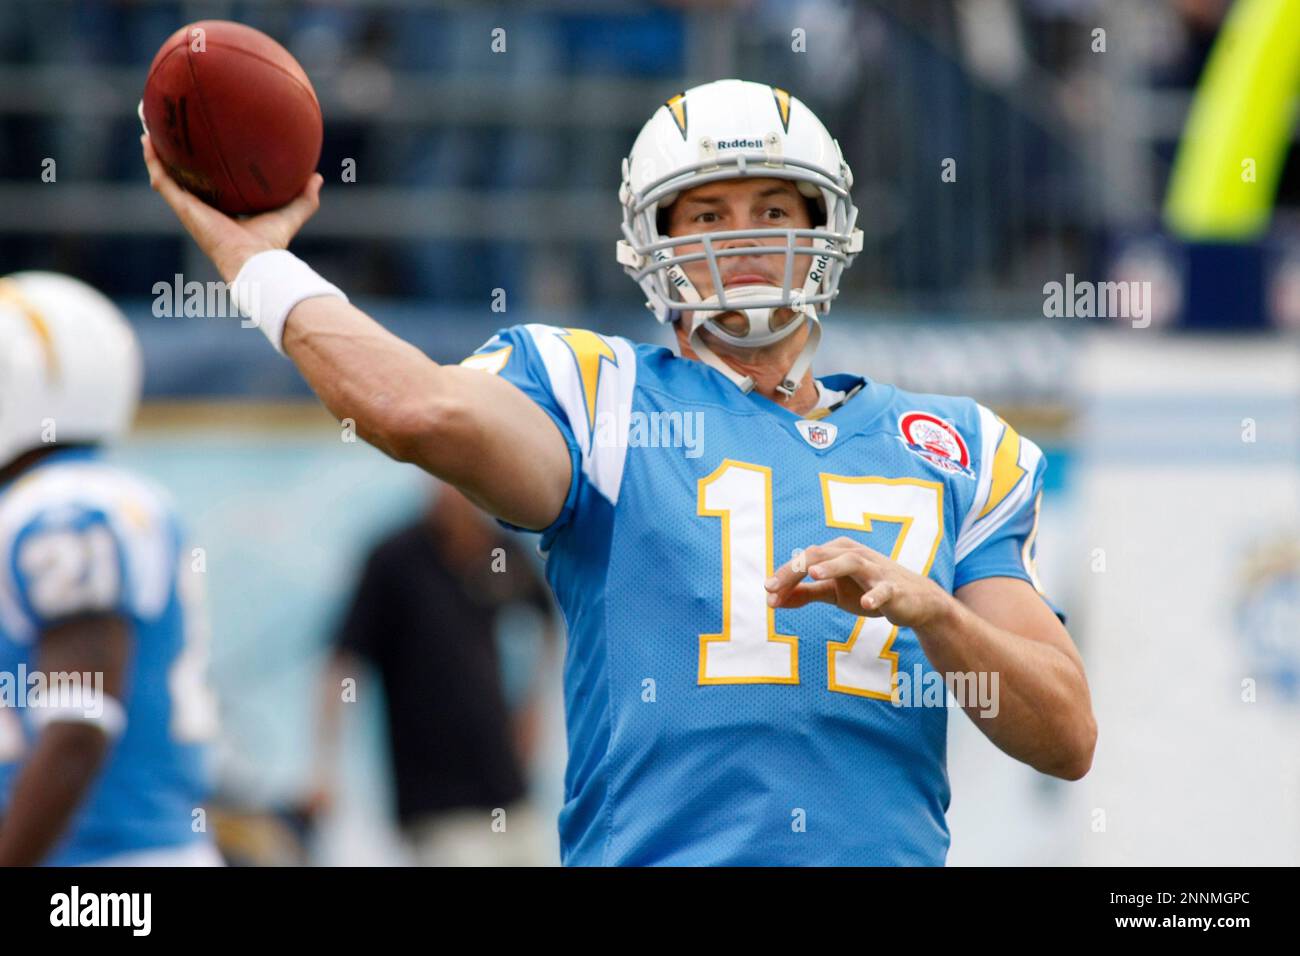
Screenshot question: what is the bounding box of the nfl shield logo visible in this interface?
[795,419,838,449]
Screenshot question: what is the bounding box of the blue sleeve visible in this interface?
[461,326,584,547]
[953,428,1065,621]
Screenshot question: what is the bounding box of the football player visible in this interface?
[143,78,1096,865]
[0,272,219,866]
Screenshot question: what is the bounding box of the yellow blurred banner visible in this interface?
[1164,0,1300,240]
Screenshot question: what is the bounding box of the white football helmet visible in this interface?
[618,78,862,396]
[0,272,143,470]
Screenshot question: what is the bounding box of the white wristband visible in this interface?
[30,690,128,740]
[230,249,348,354]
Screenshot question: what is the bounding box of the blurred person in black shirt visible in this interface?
[309,483,558,865]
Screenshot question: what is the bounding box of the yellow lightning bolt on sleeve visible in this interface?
[558,328,617,434]
[459,344,512,375]
[978,418,1027,520]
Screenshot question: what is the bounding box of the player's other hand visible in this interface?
[141,133,323,283]
[764,537,953,629]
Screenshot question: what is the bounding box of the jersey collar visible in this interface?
[0,446,101,495]
[743,371,893,429]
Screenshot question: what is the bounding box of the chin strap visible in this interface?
[685,310,822,399]
[687,318,756,393]
[774,316,820,398]
[664,239,835,399]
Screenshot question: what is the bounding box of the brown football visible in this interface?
[142,20,323,215]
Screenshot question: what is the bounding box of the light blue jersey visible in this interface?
[0,449,216,865]
[463,325,1056,866]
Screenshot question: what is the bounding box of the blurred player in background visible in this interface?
[143,78,1095,865]
[308,483,557,865]
[0,272,220,866]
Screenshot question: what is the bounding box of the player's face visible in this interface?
[664,178,815,337]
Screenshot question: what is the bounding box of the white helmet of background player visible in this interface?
[617,78,863,396]
[0,272,143,470]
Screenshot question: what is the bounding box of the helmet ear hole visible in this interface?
[805,195,825,227]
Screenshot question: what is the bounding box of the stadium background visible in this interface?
[2,0,1298,864]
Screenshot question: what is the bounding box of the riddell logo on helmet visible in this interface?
[714,138,765,150]
[808,254,831,284]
